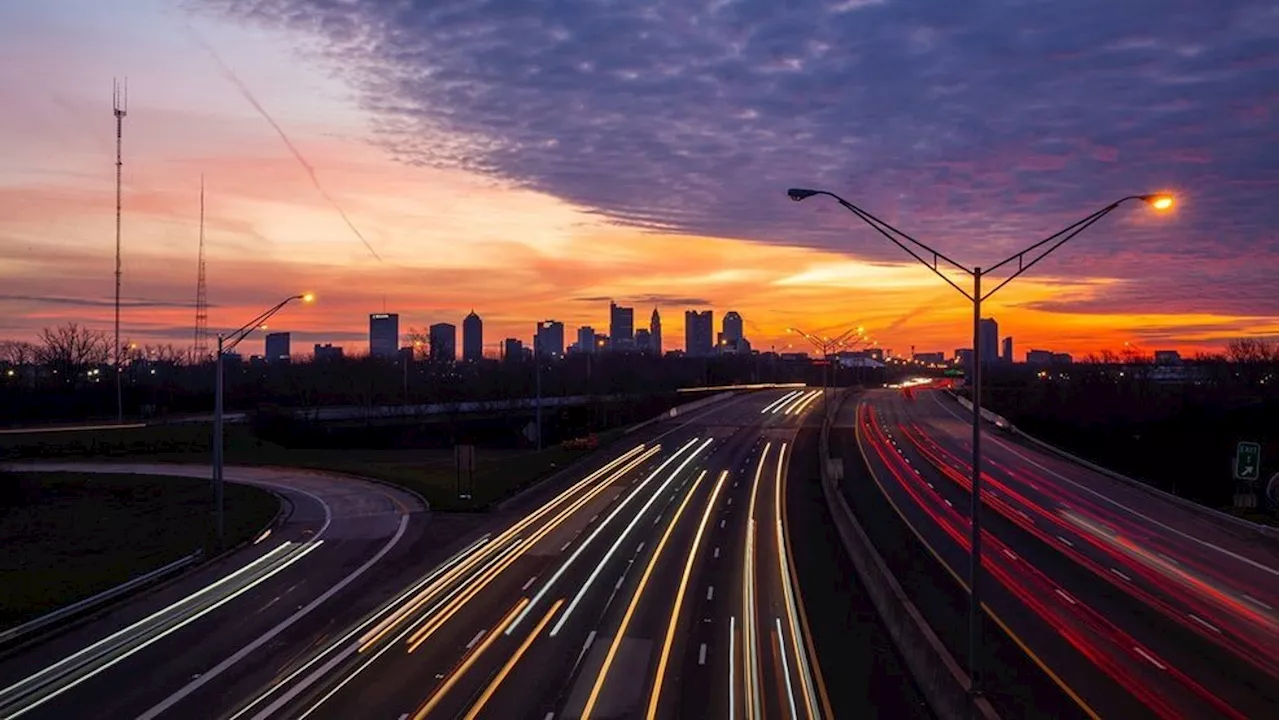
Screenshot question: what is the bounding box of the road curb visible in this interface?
[817,390,998,720]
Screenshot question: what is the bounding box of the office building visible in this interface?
[577,326,596,354]
[1002,336,1014,364]
[535,320,565,359]
[979,318,999,365]
[722,311,744,344]
[867,347,885,362]
[684,310,714,357]
[913,352,946,364]
[1026,349,1053,365]
[264,332,290,362]
[609,302,634,351]
[429,323,457,362]
[502,338,524,361]
[313,343,343,361]
[462,311,483,362]
[955,348,973,368]
[649,308,662,355]
[369,313,399,358]
[1052,352,1073,365]
[635,328,651,353]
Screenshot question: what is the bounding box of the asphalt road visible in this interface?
[0,465,429,720]
[233,388,926,720]
[842,388,1278,719]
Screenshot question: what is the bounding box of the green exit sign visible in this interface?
[1234,441,1261,482]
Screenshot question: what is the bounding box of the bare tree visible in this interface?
[36,323,109,381]
[405,327,429,360]
[1226,338,1278,365]
[0,340,38,365]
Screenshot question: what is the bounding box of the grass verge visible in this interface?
[0,471,279,630]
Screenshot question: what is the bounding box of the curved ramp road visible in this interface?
[0,464,426,720]
[848,388,1278,719]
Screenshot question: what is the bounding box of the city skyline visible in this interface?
[1,1,1275,359]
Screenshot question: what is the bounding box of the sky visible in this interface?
[0,0,1275,359]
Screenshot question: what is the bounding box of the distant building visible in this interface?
[313,343,343,361]
[264,332,291,362]
[502,338,524,361]
[867,347,885,362]
[576,326,595,354]
[913,352,946,365]
[609,302,634,351]
[535,320,565,359]
[1052,352,1072,365]
[369,313,399,358]
[634,328,652,353]
[1026,349,1053,365]
[722,311,744,345]
[462,311,483,362]
[429,323,457,362]
[649,308,662,355]
[685,310,714,357]
[1002,336,1014,364]
[979,318,999,365]
[1154,350,1181,365]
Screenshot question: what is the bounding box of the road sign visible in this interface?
[1233,441,1261,483]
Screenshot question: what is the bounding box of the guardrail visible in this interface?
[819,391,996,720]
[0,549,203,648]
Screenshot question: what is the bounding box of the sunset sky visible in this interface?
[1,0,1275,359]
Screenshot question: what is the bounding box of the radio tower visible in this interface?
[193,176,209,362]
[113,79,127,424]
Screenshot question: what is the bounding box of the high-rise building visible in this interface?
[684,310,714,357]
[634,328,651,353]
[956,348,974,368]
[535,320,565,358]
[369,313,399,358]
[650,308,662,355]
[1051,352,1073,365]
[429,323,457,362]
[264,332,290,362]
[502,338,524,361]
[462,310,483,362]
[577,326,595,354]
[609,302,634,351]
[1002,336,1014,364]
[1026,349,1053,365]
[722,311,744,344]
[978,318,999,366]
[313,343,343,361]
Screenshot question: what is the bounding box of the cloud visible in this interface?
[190,0,1278,319]
[0,294,204,309]
[573,294,713,307]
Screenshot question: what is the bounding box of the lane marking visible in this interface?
[412,600,529,719]
[1054,589,1077,605]
[720,520,726,528]
[1133,646,1166,671]
[774,618,800,720]
[1002,549,1018,561]
[1057,535,1074,548]
[699,643,707,665]
[560,541,572,552]
[707,586,715,601]
[522,576,538,591]
[1242,594,1273,611]
[463,600,563,720]
[1110,568,1131,582]
[1188,613,1222,634]
[465,630,485,649]
[714,547,720,559]
[728,616,737,720]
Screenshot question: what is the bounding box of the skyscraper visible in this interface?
[577,326,595,354]
[1002,336,1014,364]
[369,313,399,358]
[650,308,662,355]
[429,323,457,362]
[684,310,713,357]
[264,332,290,362]
[462,310,483,362]
[722,311,744,344]
[535,320,565,358]
[634,328,651,353]
[609,301,634,351]
[978,317,999,366]
[502,338,524,361]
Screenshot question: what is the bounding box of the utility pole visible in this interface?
[113,79,127,423]
[194,176,209,363]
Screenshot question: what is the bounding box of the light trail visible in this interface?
[742,442,772,720]
[779,391,815,415]
[462,599,564,720]
[772,442,821,718]
[775,617,800,720]
[789,389,824,415]
[647,470,729,718]
[410,599,529,720]
[761,391,801,414]
[549,437,714,636]
[581,470,708,718]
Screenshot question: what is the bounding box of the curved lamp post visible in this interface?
[213,293,314,548]
[787,187,1173,694]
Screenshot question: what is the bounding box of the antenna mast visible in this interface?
[194,176,209,362]
[113,78,127,424]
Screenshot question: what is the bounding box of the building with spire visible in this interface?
[462,310,483,361]
[650,308,662,355]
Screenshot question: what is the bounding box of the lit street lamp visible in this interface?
[787,324,872,418]
[212,293,314,548]
[788,187,1172,695]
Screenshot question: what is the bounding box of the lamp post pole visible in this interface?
[787,187,1173,695]
[212,293,313,549]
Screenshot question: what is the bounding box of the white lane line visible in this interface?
[637,542,646,553]
[727,497,733,506]
[1111,568,1131,582]
[560,541,573,552]
[1054,589,1077,605]
[654,515,662,525]
[774,618,800,720]
[465,630,486,649]
[544,714,554,720]
[927,482,935,489]
[699,643,707,665]
[522,576,538,591]
[714,547,720,559]
[1134,646,1166,670]
[398,714,408,720]
[1002,549,1018,561]
[615,576,625,590]
[721,520,726,528]
[1243,594,1274,610]
[1188,614,1222,634]
[728,617,736,720]
[1057,535,1074,548]
[589,513,599,523]
[575,630,598,669]
[707,586,715,601]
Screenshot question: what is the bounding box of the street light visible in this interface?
[788,186,1172,695]
[787,323,871,418]
[212,293,313,548]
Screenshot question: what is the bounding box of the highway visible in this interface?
[840,387,1278,719]
[0,465,429,720]
[220,388,925,719]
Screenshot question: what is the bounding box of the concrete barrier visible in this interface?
[819,390,997,720]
